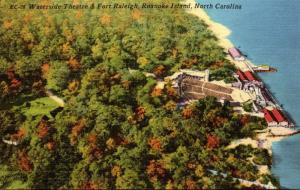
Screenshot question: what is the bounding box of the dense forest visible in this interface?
[0,0,278,189]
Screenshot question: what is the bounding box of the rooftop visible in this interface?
[244,71,257,81]
[271,109,286,123]
[228,47,242,58]
[237,70,247,81]
[263,109,276,123]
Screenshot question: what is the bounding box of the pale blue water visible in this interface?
[197,0,300,188]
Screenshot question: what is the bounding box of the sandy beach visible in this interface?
[184,0,233,49]
[183,0,252,71]
[183,1,228,46]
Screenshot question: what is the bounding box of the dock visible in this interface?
[253,66,277,72]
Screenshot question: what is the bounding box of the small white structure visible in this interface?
[2,138,19,146]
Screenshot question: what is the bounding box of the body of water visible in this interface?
[198,0,300,188]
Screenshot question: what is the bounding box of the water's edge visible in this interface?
[198,0,300,188]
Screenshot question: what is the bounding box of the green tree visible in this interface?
[46,61,70,91]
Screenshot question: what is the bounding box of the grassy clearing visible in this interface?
[15,97,60,118]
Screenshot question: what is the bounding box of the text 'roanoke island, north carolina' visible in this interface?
[8,2,242,10]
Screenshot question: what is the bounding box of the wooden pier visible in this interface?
[253,67,277,73]
[267,129,300,138]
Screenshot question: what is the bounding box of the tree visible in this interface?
[115,169,147,189]
[46,61,70,91]
[18,150,33,172]
[206,134,220,149]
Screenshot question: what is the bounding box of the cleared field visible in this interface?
[14,97,60,118]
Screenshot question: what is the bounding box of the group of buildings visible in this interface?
[165,47,293,128]
[230,47,293,128]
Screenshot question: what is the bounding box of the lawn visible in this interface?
[15,97,60,118]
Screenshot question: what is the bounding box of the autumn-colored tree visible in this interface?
[87,133,102,159]
[151,87,162,97]
[68,80,79,92]
[146,160,166,181]
[165,180,174,190]
[46,141,55,151]
[195,165,204,177]
[37,120,49,139]
[18,150,33,172]
[71,119,85,144]
[11,127,26,141]
[68,57,81,71]
[3,20,13,29]
[148,138,162,151]
[62,42,71,55]
[153,65,165,77]
[111,165,122,177]
[182,107,194,119]
[10,78,22,90]
[186,179,198,190]
[88,146,102,160]
[87,133,97,145]
[213,116,228,128]
[206,134,220,149]
[75,11,83,19]
[23,13,33,24]
[79,182,98,190]
[100,14,112,25]
[132,9,142,20]
[106,138,116,150]
[41,63,50,78]
[135,106,145,121]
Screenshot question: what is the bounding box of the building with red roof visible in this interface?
[236,70,259,82]
[244,71,256,81]
[271,109,289,127]
[262,108,289,127]
[263,109,278,127]
[237,70,247,81]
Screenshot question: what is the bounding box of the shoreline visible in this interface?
[183,0,299,152]
[183,0,298,187]
[185,0,234,49]
[184,0,254,72]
